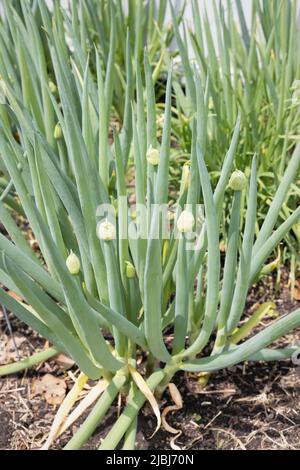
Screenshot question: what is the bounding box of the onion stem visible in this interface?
[0,347,59,376]
[64,373,127,450]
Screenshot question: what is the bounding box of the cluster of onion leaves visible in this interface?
[0,0,299,451]
[168,0,300,280]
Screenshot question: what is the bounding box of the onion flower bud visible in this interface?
[125,261,136,279]
[97,220,116,241]
[181,162,190,192]
[66,251,80,275]
[54,122,62,140]
[228,170,247,191]
[49,80,57,94]
[177,210,195,233]
[146,145,159,166]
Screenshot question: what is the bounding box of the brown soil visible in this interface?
[1,270,300,451]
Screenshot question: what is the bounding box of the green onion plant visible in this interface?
[0,0,300,451]
[169,0,300,278]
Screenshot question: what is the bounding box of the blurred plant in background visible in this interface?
[168,0,300,284]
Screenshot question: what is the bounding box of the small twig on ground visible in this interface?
[203,411,222,430]
[210,427,247,450]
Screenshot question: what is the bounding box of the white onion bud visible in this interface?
[66,251,80,275]
[228,170,247,191]
[125,262,135,279]
[54,122,62,140]
[49,80,57,94]
[97,220,116,241]
[146,145,159,166]
[181,163,190,191]
[177,210,195,233]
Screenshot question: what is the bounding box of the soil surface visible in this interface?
[1,269,300,450]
